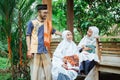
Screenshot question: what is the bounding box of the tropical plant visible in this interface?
[0,0,36,79]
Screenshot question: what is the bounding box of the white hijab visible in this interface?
[53,30,78,58]
[78,26,99,49]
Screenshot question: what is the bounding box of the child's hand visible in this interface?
[83,46,91,51]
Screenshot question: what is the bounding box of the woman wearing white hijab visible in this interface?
[52,30,79,80]
[78,26,99,75]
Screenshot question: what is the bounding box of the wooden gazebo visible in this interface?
[43,1,120,80]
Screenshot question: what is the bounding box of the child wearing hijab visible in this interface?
[78,26,99,75]
[52,30,79,80]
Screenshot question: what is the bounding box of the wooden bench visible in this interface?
[49,38,61,58]
[85,37,120,80]
[50,37,120,80]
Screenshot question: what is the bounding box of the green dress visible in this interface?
[86,45,96,53]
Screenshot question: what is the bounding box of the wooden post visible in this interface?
[96,38,101,61]
[67,0,74,34]
[42,0,52,57]
[42,0,52,21]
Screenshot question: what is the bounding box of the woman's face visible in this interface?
[87,29,93,37]
[66,32,73,41]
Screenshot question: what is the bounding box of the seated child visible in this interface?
[78,26,99,75]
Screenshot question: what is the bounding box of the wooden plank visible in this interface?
[98,65,120,74]
[99,41,120,43]
[101,51,120,54]
[85,66,99,80]
[101,55,120,64]
[51,43,60,45]
[51,40,61,42]
[100,43,120,47]
[99,36,120,38]
[99,62,120,68]
[101,48,120,51]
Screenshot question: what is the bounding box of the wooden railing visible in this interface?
[85,37,120,80]
[96,36,120,61]
[49,38,62,58]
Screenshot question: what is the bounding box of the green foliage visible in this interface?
[0,41,7,52]
[74,0,120,37]
[52,0,120,42]
[0,0,35,79]
[0,57,10,69]
[0,73,11,80]
[52,0,67,31]
[0,0,16,36]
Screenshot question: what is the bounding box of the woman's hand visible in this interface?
[62,64,68,70]
[63,58,67,64]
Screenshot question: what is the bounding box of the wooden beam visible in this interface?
[42,0,52,57]
[67,0,74,34]
[42,0,52,21]
[85,66,99,80]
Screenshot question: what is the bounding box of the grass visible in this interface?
[0,73,11,80]
[0,57,10,69]
[0,57,11,80]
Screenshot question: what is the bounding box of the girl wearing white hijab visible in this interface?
[52,30,79,80]
[78,26,99,75]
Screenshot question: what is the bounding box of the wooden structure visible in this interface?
[67,0,74,34]
[85,37,120,80]
[42,0,52,21]
[49,38,61,58]
[42,0,74,33]
[49,37,120,80]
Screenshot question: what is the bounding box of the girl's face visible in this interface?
[87,29,93,37]
[66,32,73,41]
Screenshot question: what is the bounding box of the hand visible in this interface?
[27,50,33,59]
[83,46,91,51]
[62,64,68,70]
[63,58,67,64]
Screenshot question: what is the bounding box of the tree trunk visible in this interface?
[7,36,14,79]
[18,11,22,65]
[7,36,12,60]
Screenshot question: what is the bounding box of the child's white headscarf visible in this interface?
[78,26,99,49]
[89,26,99,39]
